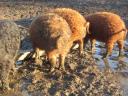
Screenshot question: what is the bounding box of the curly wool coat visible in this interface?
[53,8,90,54]
[29,13,72,71]
[85,12,127,57]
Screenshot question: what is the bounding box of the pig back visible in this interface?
[0,20,20,60]
[86,12,126,42]
[29,13,72,51]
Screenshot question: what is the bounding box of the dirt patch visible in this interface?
[1,50,122,96]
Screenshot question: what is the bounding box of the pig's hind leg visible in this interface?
[35,48,42,65]
[117,40,124,57]
[103,41,114,58]
[90,38,96,54]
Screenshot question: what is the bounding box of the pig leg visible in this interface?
[78,39,84,55]
[103,41,114,58]
[35,48,42,65]
[10,60,16,76]
[49,56,57,72]
[90,38,96,53]
[83,35,90,48]
[1,75,10,90]
[48,51,57,72]
[1,63,11,90]
[117,40,124,56]
[59,54,66,71]
[59,43,72,71]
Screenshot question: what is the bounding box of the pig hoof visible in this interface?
[119,52,124,57]
[102,54,109,59]
[2,84,11,90]
[35,59,42,65]
[59,66,66,72]
[91,48,96,54]
[102,56,108,59]
[7,86,11,90]
[50,68,55,73]
[62,68,66,72]
[119,54,124,58]
[79,51,84,57]
[60,67,66,73]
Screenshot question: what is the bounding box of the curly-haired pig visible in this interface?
[53,8,90,55]
[0,20,20,90]
[84,12,127,58]
[29,13,73,72]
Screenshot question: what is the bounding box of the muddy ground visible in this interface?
[0,0,128,96]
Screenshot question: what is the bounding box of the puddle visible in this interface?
[93,38,128,95]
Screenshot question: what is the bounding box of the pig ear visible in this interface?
[86,22,90,34]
